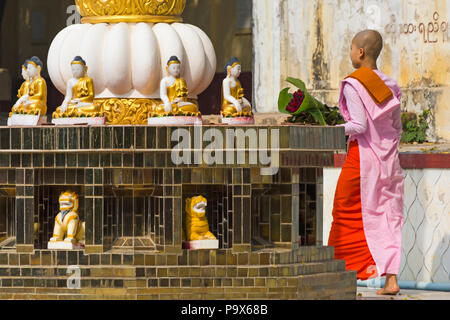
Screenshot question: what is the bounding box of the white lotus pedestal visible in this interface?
[221,116,255,125]
[148,116,202,126]
[47,241,85,250]
[52,117,106,126]
[7,114,47,126]
[182,240,219,250]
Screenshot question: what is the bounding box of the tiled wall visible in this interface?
[0,125,346,253]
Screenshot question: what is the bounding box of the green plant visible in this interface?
[401,110,430,144]
[278,77,344,126]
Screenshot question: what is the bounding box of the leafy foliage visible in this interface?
[401,110,430,144]
[279,77,344,126]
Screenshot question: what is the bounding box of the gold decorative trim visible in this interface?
[95,97,199,125]
[81,15,183,24]
[76,0,186,23]
[96,98,155,125]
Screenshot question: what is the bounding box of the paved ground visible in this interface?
[357,287,450,300]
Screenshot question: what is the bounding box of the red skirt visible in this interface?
[328,140,377,280]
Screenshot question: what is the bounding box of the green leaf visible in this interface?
[286,77,307,92]
[307,108,326,126]
[278,87,294,114]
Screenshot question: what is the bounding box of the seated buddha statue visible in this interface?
[221,57,253,118]
[221,58,253,117]
[11,56,47,116]
[53,56,101,119]
[153,56,200,117]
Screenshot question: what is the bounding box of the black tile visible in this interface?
[124,127,134,149]
[111,153,121,167]
[135,127,145,149]
[23,128,32,150]
[90,127,101,149]
[89,254,99,265]
[102,127,112,149]
[100,153,111,167]
[44,153,55,167]
[57,251,67,265]
[22,154,31,167]
[68,127,79,149]
[11,128,22,149]
[78,153,88,167]
[55,153,65,167]
[123,254,133,265]
[0,154,9,167]
[89,153,99,167]
[80,127,90,149]
[32,128,42,149]
[11,154,20,167]
[57,128,67,150]
[123,153,133,167]
[146,127,156,149]
[67,251,78,265]
[113,127,124,149]
[0,128,10,149]
[134,153,143,167]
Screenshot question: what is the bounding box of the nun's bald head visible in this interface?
[352,30,383,61]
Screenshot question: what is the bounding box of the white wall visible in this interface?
[252,0,450,142]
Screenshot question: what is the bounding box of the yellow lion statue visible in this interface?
[185,196,216,241]
[49,191,85,244]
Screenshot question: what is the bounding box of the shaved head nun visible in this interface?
[352,30,383,61]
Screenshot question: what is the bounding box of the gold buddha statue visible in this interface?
[10,56,47,117]
[151,56,200,117]
[53,56,101,119]
[221,57,253,118]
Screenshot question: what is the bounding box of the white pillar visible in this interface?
[252,0,284,113]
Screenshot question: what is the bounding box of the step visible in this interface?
[0,271,357,300]
[0,246,335,267]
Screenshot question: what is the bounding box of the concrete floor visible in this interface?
[357,287,450,300]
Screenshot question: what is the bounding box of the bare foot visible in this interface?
[376,287,400,296]
[377,274,400,296]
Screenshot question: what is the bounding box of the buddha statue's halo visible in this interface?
[75,0,186,24]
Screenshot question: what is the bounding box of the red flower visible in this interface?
[286,89,305,113]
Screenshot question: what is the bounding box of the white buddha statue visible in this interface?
[154,56,200,116]
[53,56,101,119]
[221,57,253,118]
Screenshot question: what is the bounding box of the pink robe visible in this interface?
[338,70,404,277]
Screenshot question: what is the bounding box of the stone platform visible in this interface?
[0,124,354,299]
[0,247,356,300]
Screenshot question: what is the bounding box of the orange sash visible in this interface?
[346,68,393,105]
